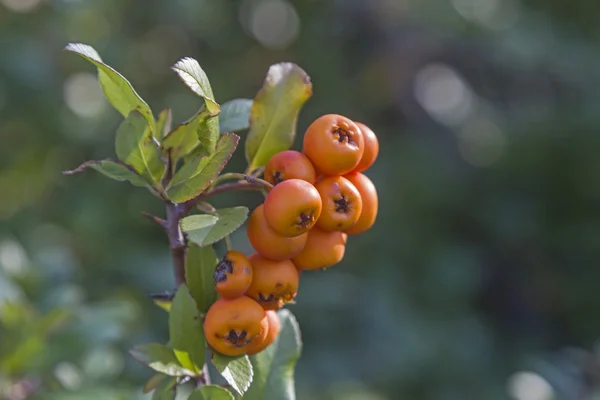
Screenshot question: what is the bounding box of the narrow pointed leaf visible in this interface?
[163,107,217,163]
[181,207,249,248]
[166,133,239,203]
[212,354,253,396]
[155,108,173,139]
[63,159,149,187]
[171,57,219,114]
[143,373,167,394]
[219,99,252,133]
[189,386,235,400]
[245,309,301,400]
[169,285,206,375]
[115,110,164,184]
[151,377,177,400]
[129,343,194,377]
[185,244,218,314]
[65,43,155,131]
[245,63,312,171]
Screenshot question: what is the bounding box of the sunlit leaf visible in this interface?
[169,285,205,375]
[212,353,254,396]
[181,207,249,247]
[245,309,301,400]
[245,63,312,171]
[115,110,164,184]
[130,343,194,377]
[166,133,239,203]
[219,99,252,133]
[63,159,150,187]
[189,385,235,400]
[185,244,218,314]
[171,57,219,114]
[65,43,155,132]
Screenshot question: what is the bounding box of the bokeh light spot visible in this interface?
[507,371,554,400]
[414,63,474,126]
[249,0,300,50]
[1,0,42,13]
[63,72,106,119]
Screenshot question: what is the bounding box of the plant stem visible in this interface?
[212,172,273,189]
[165,202,186,287]
[183,181,269,213]
[225,235,233,251]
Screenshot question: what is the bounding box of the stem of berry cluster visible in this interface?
[165,201,186,287]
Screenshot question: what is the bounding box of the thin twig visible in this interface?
[165,202,186,287]
[183,181,268,213]
[140,211,167,227]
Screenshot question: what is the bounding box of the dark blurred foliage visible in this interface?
[2,0,600,399]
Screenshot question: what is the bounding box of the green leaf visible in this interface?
[115,110,164,184]
[171,57,220,114]
[155,108,173,139]
[189,386,235,400]
[245,63,312,171]
[63,159,149,187]
[129,343,194,377]
[181,207,249,247]
[166,133,239,203]
[151,377,177,400]
[219,99,253,133]
[185,244,218,314]
[245,309,301,400]
[163,107,217,164]
[143,373,167,394]
[169,285,205,375]
[198,114,220,155]
[212,354,254,397]
[64,43,155,132]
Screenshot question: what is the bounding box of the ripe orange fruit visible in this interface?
[247,204,307,261]
[264,150,316,185]
[247,310,281,355]
[214,250,253,299]
[204,297,268,356]
[246,253,299,310]
[353,122,379,172]
[314,176,363,231]
[292,227,347,271]
[263,179,322,237]
[303,114,364,175]
[344,172,378,235]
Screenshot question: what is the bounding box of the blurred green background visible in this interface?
[2,0,600,399]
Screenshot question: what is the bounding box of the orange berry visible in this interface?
[264,150,316,185]
[246,253,299,310]
[214,250,253,299]
[353,123,379,172]
[303,114,364,175]
[314,176,362,231]
[263,179,322,237]
[247,310,281,355]
[247,204,307,261]
[292,227,347,271]
[344,172,378,235]
[204,297,268,356]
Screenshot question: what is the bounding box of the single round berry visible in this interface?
[214,250,253,299]
[343,172,378,235]
[353,122,379,172]
[264,150,316,185]
[292,227,347,271]
[204,297,268,356]
[314,176,363,231]
[246,253,299,310]
[303,114,364,176]
[263,179,322,237]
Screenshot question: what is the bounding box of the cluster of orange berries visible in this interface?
[203,114,379,356]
